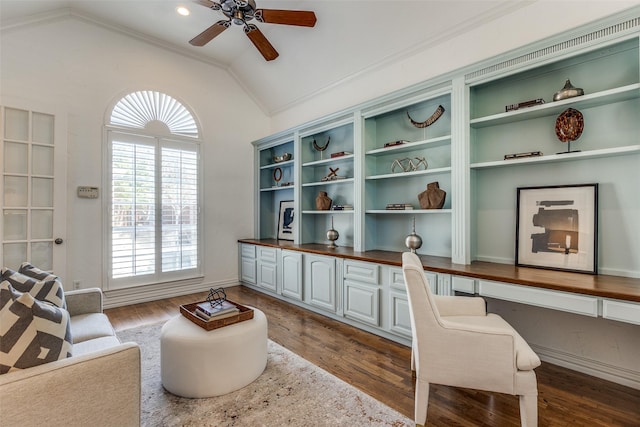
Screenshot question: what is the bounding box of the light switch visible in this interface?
[77,186,99,199]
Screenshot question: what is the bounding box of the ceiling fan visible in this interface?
[190,0,317,61]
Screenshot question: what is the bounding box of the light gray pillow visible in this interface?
[0,280,73,374]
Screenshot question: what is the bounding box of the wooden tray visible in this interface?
[180,300,254,331]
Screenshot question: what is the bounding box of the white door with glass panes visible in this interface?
[1,102,67,278]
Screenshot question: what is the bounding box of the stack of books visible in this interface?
[195,300,240,321]
[332,204,353,211]
[386,203,414,210]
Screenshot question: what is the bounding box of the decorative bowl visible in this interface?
[553,79,584,101]
[273,153,292,163]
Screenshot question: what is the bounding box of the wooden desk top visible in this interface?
[238,239,640,303]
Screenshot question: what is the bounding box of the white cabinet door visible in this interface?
[281,250,303,301]
[304,254,337,312]
[240,256,256,284]
[344,280,380,326]
[389,290,412,338]
[257,247,278,292]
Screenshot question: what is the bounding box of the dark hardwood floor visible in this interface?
[105,285,640,426]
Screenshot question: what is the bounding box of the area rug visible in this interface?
[118,322,413,427]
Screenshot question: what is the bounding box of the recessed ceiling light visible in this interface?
[176,6,190,16]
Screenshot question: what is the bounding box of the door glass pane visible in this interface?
[32,177,53,207]
[32,112,54,145]
[3,210,27,240]
[31,209,53,239]
[4,108,29,141]
[31,242,53,270]
[4,142,28,174]
[3,176,28,206]
[32,145,54,176]
[3,243,27,270]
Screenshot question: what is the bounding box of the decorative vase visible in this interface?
[418,182,446,209]
[316,191,332,210]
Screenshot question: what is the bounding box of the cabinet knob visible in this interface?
[54,238,64,245]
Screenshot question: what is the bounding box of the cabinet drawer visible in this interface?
[257,246,278,264]
[389,267,405,290]
[602,299,640,325]
[478,280,599,317]
[344,260,379,284]
[452,276,476,294]
[241,243,256,259]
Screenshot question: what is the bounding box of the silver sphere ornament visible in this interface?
[327,216,339,248]
[405,217,423,253]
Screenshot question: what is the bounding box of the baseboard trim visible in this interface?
[103,278,239,309]
[532,344,640,390]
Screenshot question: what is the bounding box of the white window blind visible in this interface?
[108,132,200,289]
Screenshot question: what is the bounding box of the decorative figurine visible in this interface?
[418,182,446,209]
[316,191,332,210]
[327,216,339,248]
[405,217,423,253]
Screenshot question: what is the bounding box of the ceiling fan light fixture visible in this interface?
[232,10,245,25]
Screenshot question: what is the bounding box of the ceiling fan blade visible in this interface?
[194,0,217,8]
[189,20,230,46]
[244,24,279,61]
[255,9,317,27]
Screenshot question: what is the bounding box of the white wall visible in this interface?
[269,1,640,133]
[1,16,270,296]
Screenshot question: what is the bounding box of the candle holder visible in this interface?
[327,216,339,248]
[405,217,423,253]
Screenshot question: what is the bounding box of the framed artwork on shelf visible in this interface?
[277,200,295,241]
[516,183,598,274]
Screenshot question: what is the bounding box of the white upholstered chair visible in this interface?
[401,252,541,426]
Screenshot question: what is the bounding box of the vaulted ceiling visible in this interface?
[0,1,544,115]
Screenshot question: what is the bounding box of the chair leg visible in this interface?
[411,344,415,372]
[414,377,429,426]
[518,393,538,427]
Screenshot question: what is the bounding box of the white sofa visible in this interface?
[0,288,141,427]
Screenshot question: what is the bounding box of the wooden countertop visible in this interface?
[238,239,640,303]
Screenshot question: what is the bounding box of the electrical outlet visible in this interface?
[73,280,81,290]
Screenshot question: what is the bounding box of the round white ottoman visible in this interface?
[160,307,268,398]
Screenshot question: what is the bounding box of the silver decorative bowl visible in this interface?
[553,79,584,102]
[273,153,292,163]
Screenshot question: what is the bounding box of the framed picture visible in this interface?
[516,184,598,274]
[277,200,295,241]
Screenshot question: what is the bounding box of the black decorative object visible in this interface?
[206,287,228,308]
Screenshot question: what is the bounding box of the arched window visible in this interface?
[105,91,201,290]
